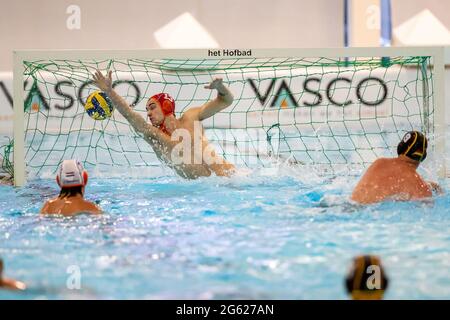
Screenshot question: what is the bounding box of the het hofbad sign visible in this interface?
[208,49,252,57]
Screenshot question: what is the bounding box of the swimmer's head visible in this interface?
[146,93,175,127]
[56,159,88,190]
[345,255,389,300]
[397,131,428,162]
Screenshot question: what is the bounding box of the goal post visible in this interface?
[13,51,25,187]
[11,47,447,186]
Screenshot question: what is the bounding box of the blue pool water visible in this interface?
[0,170,449,299]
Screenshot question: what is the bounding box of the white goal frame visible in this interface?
[13,47,446,186]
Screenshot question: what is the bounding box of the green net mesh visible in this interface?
[6,55,435,180]
[0,137,13,179]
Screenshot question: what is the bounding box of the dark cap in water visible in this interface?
[397,131,428,162]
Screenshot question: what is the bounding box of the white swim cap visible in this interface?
[56,159,88,188]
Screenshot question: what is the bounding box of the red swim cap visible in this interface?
[149,93,175,116]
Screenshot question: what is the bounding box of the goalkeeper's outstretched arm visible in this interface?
[197,78,234,120]
[92,70,174,146]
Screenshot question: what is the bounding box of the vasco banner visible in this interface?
[0,67,445,136]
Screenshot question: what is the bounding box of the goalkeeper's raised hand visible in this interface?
[93,70,113,93]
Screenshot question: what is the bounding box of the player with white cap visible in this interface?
[40,159,102,216]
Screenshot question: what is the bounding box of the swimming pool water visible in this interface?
[0,169,449,299]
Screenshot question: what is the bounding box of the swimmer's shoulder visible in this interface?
[373,157,391,165]
[366,157,391,172]
[179,107,202,121]
[40,197,60,214]
[81,200,103,215]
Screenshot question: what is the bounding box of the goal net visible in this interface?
[8,48,446,185]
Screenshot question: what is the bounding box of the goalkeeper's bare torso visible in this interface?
[144,109,235,179]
